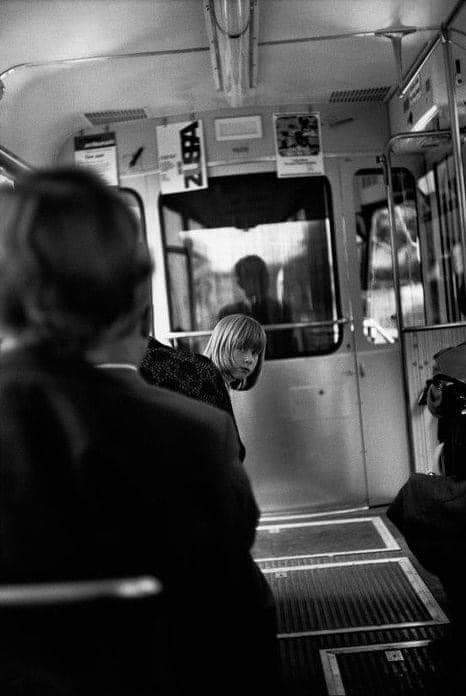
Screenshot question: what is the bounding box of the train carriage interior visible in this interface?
[2,0,466,693]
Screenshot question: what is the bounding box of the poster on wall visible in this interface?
[74,132,119,186]
[273,112,324,178]
[156,119,207,194]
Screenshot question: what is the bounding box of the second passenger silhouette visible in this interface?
[218,254,296,359]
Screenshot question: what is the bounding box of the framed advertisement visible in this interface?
[273,112,324,178]
[156,119,207,194]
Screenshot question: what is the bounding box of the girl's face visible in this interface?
[230,347,259,382]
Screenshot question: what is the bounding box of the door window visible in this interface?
[354,169,424,343]
[416,152,465,325]
[159,172,341,358]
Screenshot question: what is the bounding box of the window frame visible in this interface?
[354,167,425,344]
[158,171,343,359]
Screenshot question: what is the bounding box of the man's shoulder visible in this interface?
[0,347,97,396]
[128,378,239,464]
[127,371,231,431]
[0,348,229,435]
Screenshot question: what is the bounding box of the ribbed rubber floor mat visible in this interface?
[279,626,450,696]
[320,641,444,695]
[265,558,448,636]
[254,517,398,561]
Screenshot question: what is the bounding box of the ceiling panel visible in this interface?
[260,0,460,39]
[0,0,465,164]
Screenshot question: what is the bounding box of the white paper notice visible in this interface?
[74,132,119,186]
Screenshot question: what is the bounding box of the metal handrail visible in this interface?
[0,144,33,179]
[165,317,349,340]
[0,26,442,85]
[403,321,466,333]
[383,128,453,156]
[386,0,465,101]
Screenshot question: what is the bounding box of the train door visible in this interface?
[159,169,369,515]
[337,156,412,506]
[384,132,466,475]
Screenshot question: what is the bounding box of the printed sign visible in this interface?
[74,132,119,186]
[156,119,207,194]
[273,112,324,178]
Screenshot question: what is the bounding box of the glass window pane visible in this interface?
[160,173,341,359]
[354,169,424,343]
[416,152,465,324]
[119,187,153,331]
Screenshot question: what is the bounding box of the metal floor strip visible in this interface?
[260,507,369,524]
[254,516,400,562]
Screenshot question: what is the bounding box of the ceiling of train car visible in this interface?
[0,0,464,165]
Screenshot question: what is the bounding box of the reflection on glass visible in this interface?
[171,221,336,357]
[354,170,424,343]
[160,173,340,358]
[216,254,295,359]
[118,188,153,329]
[416,153,465,324]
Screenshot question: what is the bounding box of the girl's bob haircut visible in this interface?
[204,313,266,391]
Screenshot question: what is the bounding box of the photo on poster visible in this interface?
[273,113,324,178]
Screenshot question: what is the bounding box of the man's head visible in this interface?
[0,167,153,355]
[234,255,269,300]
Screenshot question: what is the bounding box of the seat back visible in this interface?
[0,575,171,695]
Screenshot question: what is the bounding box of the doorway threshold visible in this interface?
[260,505,369,524]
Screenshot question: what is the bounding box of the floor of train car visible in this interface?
[253,505,460,696]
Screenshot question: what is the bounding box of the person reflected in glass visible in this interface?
[451,241,466,317]
[366,203,423,341]
[218,254,295,358]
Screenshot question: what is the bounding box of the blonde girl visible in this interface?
[204,313,266,391]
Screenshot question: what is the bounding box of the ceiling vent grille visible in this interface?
[329,87,390,103]
[83,108,149,126]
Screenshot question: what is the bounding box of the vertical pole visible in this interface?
[442,27,466,294]
[378,153,404,335]
[379,151,416,470]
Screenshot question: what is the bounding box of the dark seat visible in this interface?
[0,575,170,696]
